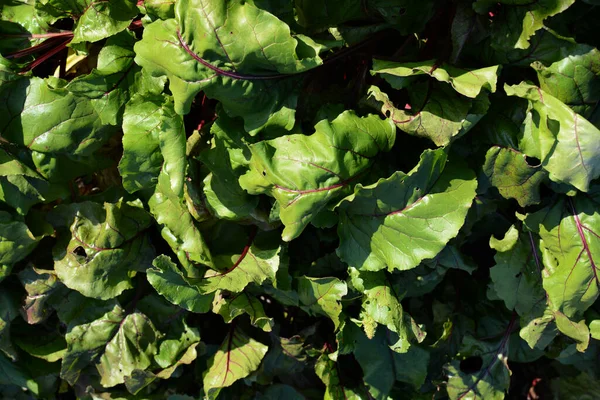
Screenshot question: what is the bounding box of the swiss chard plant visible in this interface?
[1,0,600,399]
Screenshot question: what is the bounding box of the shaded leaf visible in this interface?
[506,82,600,192]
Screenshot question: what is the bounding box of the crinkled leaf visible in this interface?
[337,149,477,272]
[61,302,162,388]
[147,255,213,313]
[48,199,154,299]
[96,312,160,387]
[149,169,213,276]
[202,324,268,399]
[67,32,164,126]
[505,82,600,192]
[0,211,42,280]
[199,228,282,294]
[125,342,200,395]
[240,110,395,241]
[348,268,425,352]
[297,276,347,329]
[118,94,166,193]
[524,195,600,322]
[372,59,499,98]
[212,291,273,332]
[534,47,600,121]
[0,148,68,214]
[367,84,488,147]
[482,146,546,207]
[18,267,62,325]
[199,113,258,220]
[134,0,323,132]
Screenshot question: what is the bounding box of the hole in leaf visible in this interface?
[262,171,267,176]
[525,156,541,167]
[73,246,87,257]
[460,356,483,374]
[398,7,407,15]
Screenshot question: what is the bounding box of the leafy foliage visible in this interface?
[1,0,600,399]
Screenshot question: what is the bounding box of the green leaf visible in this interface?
[125,342,200,394]
[372,59,499,98]
[199,227,282,294]
[0,148,68,214]
[337,149,477,272]
[0,284,20,361]
[0,76,116,156]
[482,146,546,207]
[366,84,488,147]
[134,0,323,131]
[0,353,42,396]
[314,353,367,400]
[149,169,213,276]
[157,97,187,197]
[96,312,161,387]
[66,31,164,126]
[534,47,600,121]
[212,291,273,332]
[474,0,576,50]
[18,267,62,325]
[118,94,166,193]
[0,211,42,279]
[202,324,268,399]
[199,113,258,220]
[67,0,138,44]
[445,325,513,400]
[298,276,347,329]
[48,199,154,300]
[12,323,67,363]
[61,303,159,386]
[0,0,51,55]
[489,225,547,317]
[349,268,425,352]
[524,195,600,323]
[551,372,600,400]
[240,110,395,241]
[591,320,600,340]
[147,255,213,313]
[354,327,429,398]
[505,82,600,192]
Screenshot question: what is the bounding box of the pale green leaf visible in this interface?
[240,110,395,241]
[505,82,600,192]
[202,325,268,399]
[337,149,477,272]
[298,276,347,329]
[372,59,499,98]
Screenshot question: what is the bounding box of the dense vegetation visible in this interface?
[1,0,600,398]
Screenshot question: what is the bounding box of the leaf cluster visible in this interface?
[1,0,600,399]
